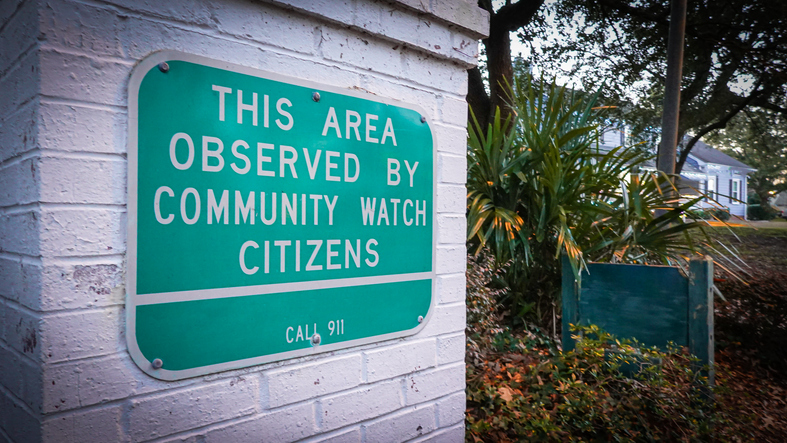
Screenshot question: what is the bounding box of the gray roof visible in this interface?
[686,139,754,170]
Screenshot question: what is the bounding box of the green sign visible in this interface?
[127,51,435,380]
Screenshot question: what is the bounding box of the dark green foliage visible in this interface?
[466,325,722,442]
[521,1,787,173]
[706,109,787,207]
[746,192,778,220]
[688,207,731,221]
[467,74,706,328]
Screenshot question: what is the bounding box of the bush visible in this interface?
[466,75,707,329]
[466,325,726,442]
[689,207,732,221]
[747,192,778,220]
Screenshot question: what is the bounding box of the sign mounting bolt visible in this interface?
[420,116,426,123]
[418,315,424,323]
[312,92,321,102]
[151,358,163,369]
[311,333,321,346]
[158,62,169,73]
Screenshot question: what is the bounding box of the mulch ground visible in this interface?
[710,223,787,441]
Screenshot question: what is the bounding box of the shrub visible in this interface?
[466,75,706,328]
[747,192,778,220]
[466,325,725,442]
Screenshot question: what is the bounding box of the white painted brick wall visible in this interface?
[0,0,487,441]
[363,404,437,442]
[41,404,123,443]
[128,379,259,441]
[266,355,362,408]
[363,339,436,383]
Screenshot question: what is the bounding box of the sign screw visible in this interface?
[418,315,424,323]
[151,358,163,369]
[158,62,170,73]
[420,116,426,123]
[312,92,321,102]
[311,333,321,346]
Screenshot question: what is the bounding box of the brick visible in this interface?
[118,16,260,67]
[404,52,466,96]
[40,262,124,311]
[40,307,121,363]
[43,353,197,413]
[156,434,202,443]
[38,0,122,57]
[105,0,213,26]
[436,273,464,305]
[432,0,489,38]
[0,0,26,30]
[38,102,125,155]
[41,404,122,442]
[0,391,41,443]
[391,0,430,14]
[411,423,464,442]
[0,214,39,259]
[267,354,361,408]
[39,156,126,205]
[264,0,354,27]
[439,97,469,127]
[320,25,403,77]
[0,97,38,163]
[359,75,437,120]
[435,246,466,274]
[0,256,42,310]
[254,50,361,89]
[0,343,42,413]
[404,363,464,406]
[302,427,360,443]
[205,402,318,443]
[436,184,465,214]
[363,340,435,383]
[351,0,383,34]
[43,354,131,413]
[39,49,130,106]
[382,9,454,58]
[433,123,467,156]
[0,0,37,76]
[128,378,258,441]
[0,157,39,207]
[363,404,436,442]
[2,303,40,361]
[319,379,402,432]
[451,32,482,64]
[210,0,315,54]
[437,214,465,246]
[436,333,464,366]
[39,208,125,258]
[0,50,39,120]
[438,153,466,185]
[419,303,465,337]
[436,391,465,427]
[42,358,80,413]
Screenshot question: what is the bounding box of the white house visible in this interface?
[679,139,756,218]
[597,129,756,219]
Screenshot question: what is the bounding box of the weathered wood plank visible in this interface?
[578,262,689,348]
[688,257,715,386]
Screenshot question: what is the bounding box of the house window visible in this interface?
[731,179,741,202]
[706,177,716,201]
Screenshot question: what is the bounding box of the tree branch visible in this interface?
[676,82,763,173]
[491,0,545,32]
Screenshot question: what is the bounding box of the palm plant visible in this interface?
[467,75,706,328]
